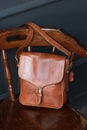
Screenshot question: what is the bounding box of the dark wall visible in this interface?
[0,0,87,46]
[0,0,87,116]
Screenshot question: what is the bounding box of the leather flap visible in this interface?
[18,52,66,87]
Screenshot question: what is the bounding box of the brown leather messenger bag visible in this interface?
[16,22,87,109]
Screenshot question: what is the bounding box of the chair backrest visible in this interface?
[0,25,87,57]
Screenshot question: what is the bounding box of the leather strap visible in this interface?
[16,22,72,60]
[28,22,71,57]
[16,26,33,60]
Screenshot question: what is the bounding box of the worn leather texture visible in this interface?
[18,52,70,109]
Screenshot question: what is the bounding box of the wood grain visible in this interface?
[0,27,87,58]
[0,99,87,130]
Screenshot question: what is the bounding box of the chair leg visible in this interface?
[2,50,15,101]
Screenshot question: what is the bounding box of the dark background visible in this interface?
[0,0,87,116]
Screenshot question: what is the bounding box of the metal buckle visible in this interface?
[36,87,43,105]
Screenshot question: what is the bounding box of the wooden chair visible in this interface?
[0,26,87,130]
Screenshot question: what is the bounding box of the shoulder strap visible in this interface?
[16,26,33,60]
[28,22,71,56]
[16,22,71,61]
[16,22,71,59]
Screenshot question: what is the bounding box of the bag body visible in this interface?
[18,52,70,109]
[16,22,75,109]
